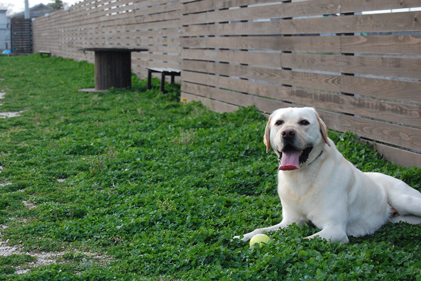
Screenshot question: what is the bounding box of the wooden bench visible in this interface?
[147,67,180,93]
[39,51,51,58]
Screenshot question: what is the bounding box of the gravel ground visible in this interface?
[0,237,62,274]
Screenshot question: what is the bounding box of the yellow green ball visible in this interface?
[249,234,270,247]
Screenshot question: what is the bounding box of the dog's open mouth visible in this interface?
[278,145,313,171]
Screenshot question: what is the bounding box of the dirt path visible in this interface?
[0,235,63,274]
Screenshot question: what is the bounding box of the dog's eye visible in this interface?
[275,120,283,126]
[299,120,310,126]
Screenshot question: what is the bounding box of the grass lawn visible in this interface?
[0,54,420,280]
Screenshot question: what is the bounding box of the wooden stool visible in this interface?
[78,48,148,92]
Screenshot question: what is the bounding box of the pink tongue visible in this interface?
[279,150,301,170]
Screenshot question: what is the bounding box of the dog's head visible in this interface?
[264,107,330,171]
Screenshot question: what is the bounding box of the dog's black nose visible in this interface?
[281,128,295,139]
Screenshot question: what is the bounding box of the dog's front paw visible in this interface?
[232,233,255,242]
[232,235,249,242]
[231,235,241,242]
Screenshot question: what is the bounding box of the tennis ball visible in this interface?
[249,234,270,247]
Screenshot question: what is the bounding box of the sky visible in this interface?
[0,0,80,16]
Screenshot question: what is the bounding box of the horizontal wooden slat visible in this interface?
[181,0,279,14]
[182,0,341,25]
[182,60,341,92]
[181,92,240,113]
[341,0,421,14]
[182,0,421,16]
[342,76,421,103]
[183,12,421,36]
[319,110,421,152]
[104,37,180,45]
[181,49,282,66]
[374,143,421,169]
[132,60,180,71]
[133,53,180,63]
[182,82,255,107]
[181,36,340,52]
[285,54,421,80]
[182,81,303,114]
[342,35,421,55]
[182,49,421,80]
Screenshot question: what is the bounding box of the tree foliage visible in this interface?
[48,0,64,11]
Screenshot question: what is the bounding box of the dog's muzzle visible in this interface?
[278,145,313,171]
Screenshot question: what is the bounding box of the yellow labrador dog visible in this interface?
[234,107,421,243]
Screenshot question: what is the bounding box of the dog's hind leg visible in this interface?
[389,194,421,218]
[387,181,421,218]
[389,215,421,225]
[366,173,421,220]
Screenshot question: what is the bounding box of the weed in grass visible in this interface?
[88,155,106,177]
[156,198,177,212]
[172,128,196,146]
[0,54,420,280]
[58,251,88,263]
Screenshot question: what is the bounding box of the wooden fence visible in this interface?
[32,0,421,168]
[180,0,421,168]
[32,0,181,78]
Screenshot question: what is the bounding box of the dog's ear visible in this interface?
[314,110,331,147]
[264,114,273,153]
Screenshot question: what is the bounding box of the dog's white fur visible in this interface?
[234,107,421,243]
